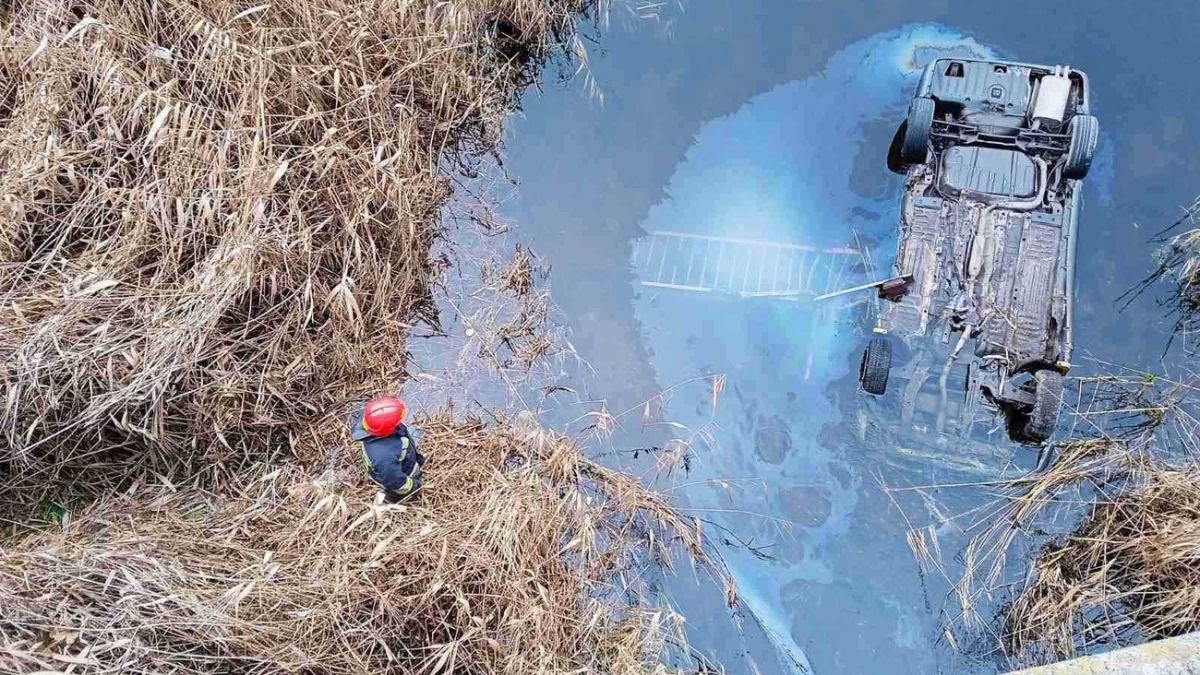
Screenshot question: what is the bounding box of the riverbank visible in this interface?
[2,415,719,673]
[0,0,600,514]
[0,2,724,672]
[926,368,1200,669]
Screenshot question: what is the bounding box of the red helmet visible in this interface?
[362,396,406,436]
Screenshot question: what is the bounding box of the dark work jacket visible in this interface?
[360,424,424,492]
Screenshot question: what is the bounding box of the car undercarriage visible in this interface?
[860,58,1097,444]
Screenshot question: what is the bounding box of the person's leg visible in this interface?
[407,475,423,497]
[383,476,420,503]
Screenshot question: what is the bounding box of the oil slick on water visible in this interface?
[627,24,1113,675]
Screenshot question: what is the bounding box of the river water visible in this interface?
[500,3,1200,673]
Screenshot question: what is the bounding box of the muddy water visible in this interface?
[503,4,1200,674]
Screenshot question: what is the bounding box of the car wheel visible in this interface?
[1022,370,1064,443]
[887,122,908,174]
[859,336,892,396]
[901,97,935,164]
[1064,114,1099,180]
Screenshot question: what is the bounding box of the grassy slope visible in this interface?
[0,0,585,509]
[0,2,731,673]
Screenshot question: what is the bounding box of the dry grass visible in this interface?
[0,414,726,674]
[0,2,737,673]
[1004,462,1200,664]
[1125,195,1200,339]
[0,0,600,514]
[906,372,1200,667]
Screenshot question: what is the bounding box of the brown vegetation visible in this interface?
[910,372,1200,667]
[0,0,598,513]
[1004,460,1200,663]
[1,415,723,674]
[0,2,734,673]
[1126,195,1200,338]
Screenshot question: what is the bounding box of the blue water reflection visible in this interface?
[499,2,1196,669]
[629,25,1116,674]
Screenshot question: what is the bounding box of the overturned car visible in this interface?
[860,59,1098,444]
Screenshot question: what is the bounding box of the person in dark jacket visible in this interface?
[350,396,425,503]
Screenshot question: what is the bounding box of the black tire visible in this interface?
[887,122,908,174]
[859,337,892,396]
[1064,114,1098,180]
[1022,370,1064,443]
[901,97,935,164]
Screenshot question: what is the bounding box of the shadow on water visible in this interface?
[501,6,1200,674]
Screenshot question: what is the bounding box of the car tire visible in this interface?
[1022,370,1064,443]
[901,97,935,164]
[1064,114,1099,180]
[887,122,909,174]
[859,336,892,396]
